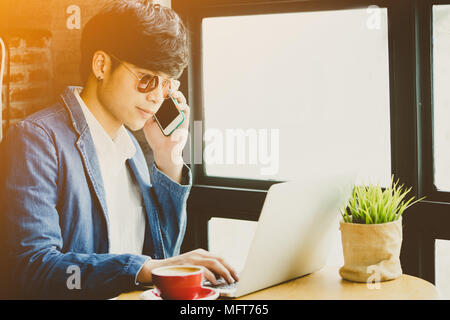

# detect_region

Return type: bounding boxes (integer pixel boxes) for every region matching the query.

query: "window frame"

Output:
[419,0,450,202]
[402,0,450,285]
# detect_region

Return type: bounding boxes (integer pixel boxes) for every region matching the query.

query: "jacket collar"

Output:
[61,86,89,136]
[61,86,111,250]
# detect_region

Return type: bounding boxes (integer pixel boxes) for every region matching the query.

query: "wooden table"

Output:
[117,266,440,300]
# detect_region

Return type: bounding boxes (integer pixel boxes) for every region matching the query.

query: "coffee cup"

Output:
[151,265,204,300]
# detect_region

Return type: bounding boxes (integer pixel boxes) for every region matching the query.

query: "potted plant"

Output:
[339,176,424,283]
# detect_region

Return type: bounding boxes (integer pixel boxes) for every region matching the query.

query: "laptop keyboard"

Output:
[203,277,238,291]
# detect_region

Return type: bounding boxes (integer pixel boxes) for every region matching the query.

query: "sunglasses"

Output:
[109,53,174,99]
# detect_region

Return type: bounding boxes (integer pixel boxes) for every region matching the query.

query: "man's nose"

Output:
[145,85,165,106]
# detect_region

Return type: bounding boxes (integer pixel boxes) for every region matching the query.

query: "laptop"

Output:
[203,172,355,298]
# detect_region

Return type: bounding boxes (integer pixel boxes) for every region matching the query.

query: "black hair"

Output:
[80,0,189,83]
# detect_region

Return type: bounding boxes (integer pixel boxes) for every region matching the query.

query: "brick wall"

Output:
[1,0,171,139]
[2,30,53,132]
[1,0,110,138]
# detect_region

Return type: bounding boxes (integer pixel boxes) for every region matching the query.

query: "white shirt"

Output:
[74,88,146,255]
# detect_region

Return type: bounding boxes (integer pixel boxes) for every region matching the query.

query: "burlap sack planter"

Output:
[339,217,402,283]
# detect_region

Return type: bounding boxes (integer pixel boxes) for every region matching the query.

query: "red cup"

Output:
[151,265,203,300]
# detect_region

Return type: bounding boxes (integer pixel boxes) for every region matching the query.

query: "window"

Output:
[435,239,450,299]
[202,8,391,186]
[432,4,450,191]
[176,0,450,287]
[208,218,257,273]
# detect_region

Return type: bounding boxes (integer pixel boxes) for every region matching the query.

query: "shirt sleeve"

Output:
[150,161,192,257]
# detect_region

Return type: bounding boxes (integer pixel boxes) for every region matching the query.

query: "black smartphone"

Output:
[153,96,185,136]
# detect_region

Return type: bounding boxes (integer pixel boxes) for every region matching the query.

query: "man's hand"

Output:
[137,249,239,285]
[143,80,190,182]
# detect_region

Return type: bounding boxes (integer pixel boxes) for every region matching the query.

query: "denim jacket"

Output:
[0,86,192,299]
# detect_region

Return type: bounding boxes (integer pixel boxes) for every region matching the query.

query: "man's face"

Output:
[97,60,172,131]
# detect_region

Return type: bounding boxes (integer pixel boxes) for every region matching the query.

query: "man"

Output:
[0,1,237,299]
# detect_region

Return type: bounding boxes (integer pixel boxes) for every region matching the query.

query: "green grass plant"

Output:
[341,176,425,224]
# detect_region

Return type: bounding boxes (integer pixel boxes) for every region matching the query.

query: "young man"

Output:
[0,1,237,299]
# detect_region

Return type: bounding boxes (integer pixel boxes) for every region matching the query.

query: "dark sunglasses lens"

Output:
[137,74,158,93]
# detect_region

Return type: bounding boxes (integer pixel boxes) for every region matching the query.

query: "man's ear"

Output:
[91,51,109,80]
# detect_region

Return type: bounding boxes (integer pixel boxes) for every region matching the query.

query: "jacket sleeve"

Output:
[150,161,192,258]
[0,121,149,299]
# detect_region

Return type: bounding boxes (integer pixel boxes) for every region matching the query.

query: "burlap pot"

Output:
[339,217,402,283]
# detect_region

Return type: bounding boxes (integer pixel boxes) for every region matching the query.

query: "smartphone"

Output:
[153,96,185,136]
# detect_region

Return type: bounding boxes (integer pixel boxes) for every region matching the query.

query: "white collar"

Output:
[73,87,136,163]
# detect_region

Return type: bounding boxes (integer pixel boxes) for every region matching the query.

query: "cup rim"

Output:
[151,265,203,277]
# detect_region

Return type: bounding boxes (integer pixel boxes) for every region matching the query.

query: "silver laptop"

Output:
[203,172,354,298]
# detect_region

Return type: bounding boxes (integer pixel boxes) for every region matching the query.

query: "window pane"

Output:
[433,5,450,191]
[436,239,450,299]
[202,8,391,185]
[208,218,258,273]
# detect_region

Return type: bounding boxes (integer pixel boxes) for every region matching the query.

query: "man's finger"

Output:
[171,79,181,92]
[171,90,187,106]
[203,258,235,284]
[201,266,218,285]
[207,254,239,282]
